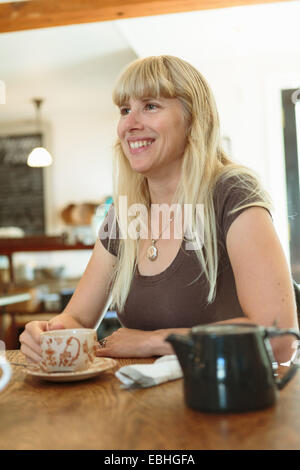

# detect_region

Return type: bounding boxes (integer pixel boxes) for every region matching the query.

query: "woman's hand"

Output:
[95,327,173,358]
[19,320,65,363]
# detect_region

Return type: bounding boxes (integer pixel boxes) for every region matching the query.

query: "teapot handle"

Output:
[264,327,300,390]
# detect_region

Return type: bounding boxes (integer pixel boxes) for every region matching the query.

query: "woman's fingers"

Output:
[19,328,41,355]
[48,321,66,331]
[19,320,48,361]
[19,319,67,363]
[20,341,42,363]
[27,320,48,343]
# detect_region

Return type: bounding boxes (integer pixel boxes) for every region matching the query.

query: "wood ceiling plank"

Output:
[0,0,293,34]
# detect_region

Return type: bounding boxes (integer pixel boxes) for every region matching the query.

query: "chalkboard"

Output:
[0,133,45,234]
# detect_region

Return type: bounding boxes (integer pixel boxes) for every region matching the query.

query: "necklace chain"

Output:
[147,215,175,261]
[151,215,175,243]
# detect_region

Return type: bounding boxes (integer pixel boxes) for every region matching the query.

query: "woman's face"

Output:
[117,96,188,178]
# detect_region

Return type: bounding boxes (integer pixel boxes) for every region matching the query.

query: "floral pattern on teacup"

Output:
[40,332,97,373]
[59,337,81,367]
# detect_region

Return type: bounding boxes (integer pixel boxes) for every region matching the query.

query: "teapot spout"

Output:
[166,333,194,373]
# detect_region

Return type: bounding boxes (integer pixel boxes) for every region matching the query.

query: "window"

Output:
[281,89,300,283]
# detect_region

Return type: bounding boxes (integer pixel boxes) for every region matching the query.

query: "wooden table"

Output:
[1,350,300,450]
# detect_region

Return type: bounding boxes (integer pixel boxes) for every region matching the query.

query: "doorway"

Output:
[281,88,300,283]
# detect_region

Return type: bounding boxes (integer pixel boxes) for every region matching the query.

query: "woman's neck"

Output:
[147,172,181,207]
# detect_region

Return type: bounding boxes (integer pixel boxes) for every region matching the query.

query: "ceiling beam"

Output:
[0,0,293,34]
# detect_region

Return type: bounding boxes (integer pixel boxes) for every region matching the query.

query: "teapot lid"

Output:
[191,323,262,336]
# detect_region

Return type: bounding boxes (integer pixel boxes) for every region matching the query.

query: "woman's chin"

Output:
[129,161,152,175]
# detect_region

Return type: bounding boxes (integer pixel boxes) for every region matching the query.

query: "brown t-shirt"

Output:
[99,175,271,330]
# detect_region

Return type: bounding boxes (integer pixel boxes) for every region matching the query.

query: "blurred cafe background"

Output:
[0,0,299,349]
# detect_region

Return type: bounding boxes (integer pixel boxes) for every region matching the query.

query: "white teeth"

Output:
[129,140,153,149]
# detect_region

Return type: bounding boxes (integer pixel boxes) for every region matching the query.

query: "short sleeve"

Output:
[214,174,272,242]
[98,205,120,256]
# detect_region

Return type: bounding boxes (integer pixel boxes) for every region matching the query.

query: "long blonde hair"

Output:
[109,55,272,312]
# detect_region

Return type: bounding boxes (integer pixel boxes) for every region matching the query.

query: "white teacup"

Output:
[40,328,97,373]
[0,357,12,391]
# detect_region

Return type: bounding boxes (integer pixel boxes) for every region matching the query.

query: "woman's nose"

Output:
[125,109,143,131]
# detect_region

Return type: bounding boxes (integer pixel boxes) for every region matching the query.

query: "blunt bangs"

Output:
[112,57,177,107]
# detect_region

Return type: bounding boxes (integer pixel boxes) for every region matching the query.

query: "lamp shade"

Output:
[27,147,53,167]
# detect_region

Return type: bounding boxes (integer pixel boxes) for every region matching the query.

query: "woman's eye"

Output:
[120,107,130,115]
[145,103,158,111]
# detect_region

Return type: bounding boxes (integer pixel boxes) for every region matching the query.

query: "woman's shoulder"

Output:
[213,167,271,206]
[213,167,273,240]
[214,168,259,194]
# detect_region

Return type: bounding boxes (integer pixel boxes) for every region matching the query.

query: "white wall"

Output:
[46,108,118,233]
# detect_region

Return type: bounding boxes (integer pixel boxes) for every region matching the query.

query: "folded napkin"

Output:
[115,355,183,389]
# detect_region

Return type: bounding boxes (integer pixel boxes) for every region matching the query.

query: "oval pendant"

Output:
[147,244,158,261]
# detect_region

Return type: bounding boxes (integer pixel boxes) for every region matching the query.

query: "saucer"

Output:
[26,357,117,383]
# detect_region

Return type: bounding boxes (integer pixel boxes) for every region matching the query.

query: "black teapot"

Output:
[167,324,300,413]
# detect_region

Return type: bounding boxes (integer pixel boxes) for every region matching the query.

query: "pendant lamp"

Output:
[27,98,53,168]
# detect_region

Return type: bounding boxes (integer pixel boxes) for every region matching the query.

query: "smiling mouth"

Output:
[128,140,154,150]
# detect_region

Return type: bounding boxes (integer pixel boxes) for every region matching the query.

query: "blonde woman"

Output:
[20,56,298,363]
